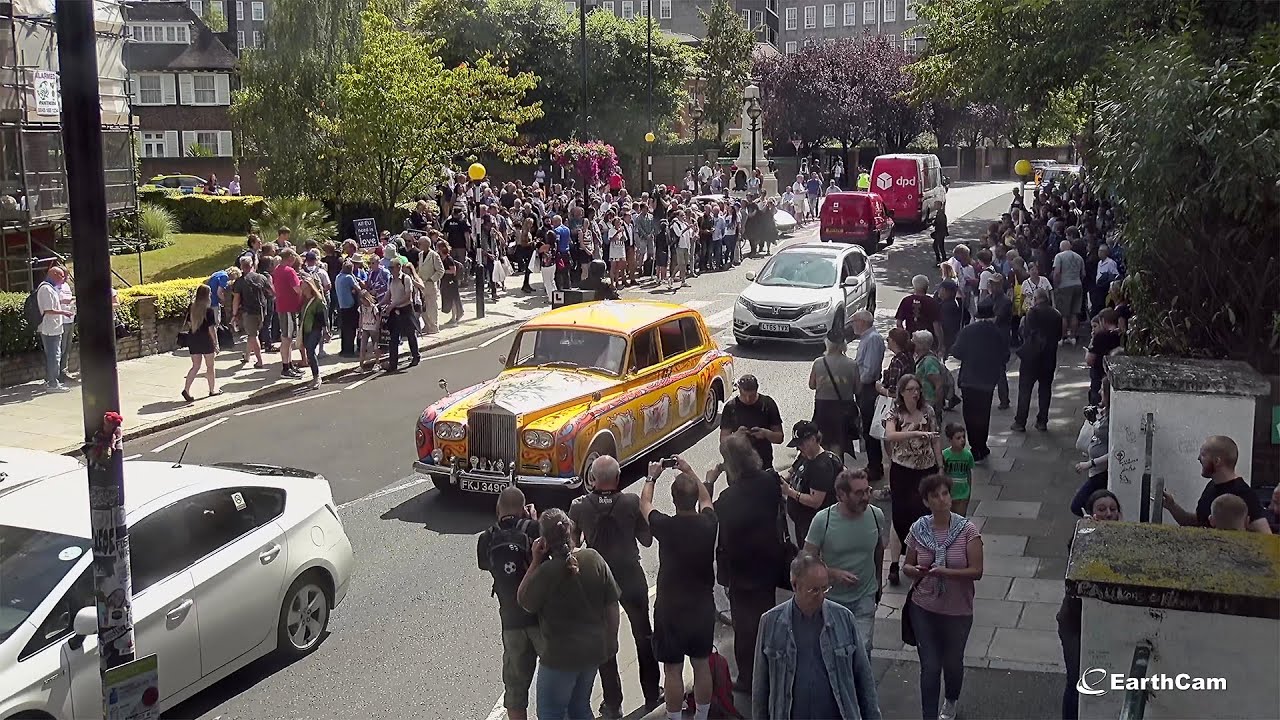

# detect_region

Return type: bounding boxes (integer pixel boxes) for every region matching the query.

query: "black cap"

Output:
[788,420,820,448]
[737,374,759,392]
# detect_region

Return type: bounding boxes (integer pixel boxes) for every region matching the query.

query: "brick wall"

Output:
[0,297,187,388]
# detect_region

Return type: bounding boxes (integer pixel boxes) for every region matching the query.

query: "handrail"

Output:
[1118,640,1154,720]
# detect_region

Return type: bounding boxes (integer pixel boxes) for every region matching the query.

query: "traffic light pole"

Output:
[55,0,136,690]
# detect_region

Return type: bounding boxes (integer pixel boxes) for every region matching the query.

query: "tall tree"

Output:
[699,0,755,142]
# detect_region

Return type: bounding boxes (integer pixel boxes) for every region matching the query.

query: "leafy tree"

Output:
[202,5,227,32]
[698,0,755,142]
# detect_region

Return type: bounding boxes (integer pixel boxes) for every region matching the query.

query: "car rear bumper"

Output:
[413,461,582,491]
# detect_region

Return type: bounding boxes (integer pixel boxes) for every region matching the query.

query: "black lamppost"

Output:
[468,162,487,319]
[579,0,596,134]
[744,84,763,196]
[690,105,704,153]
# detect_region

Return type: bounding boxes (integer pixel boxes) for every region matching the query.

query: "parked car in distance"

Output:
[733,242,876,346]
[819,191,895,252]
[0,456,354,720]
[868,153,948,227]
[1037,163,1083,191]
[139,174,206,194]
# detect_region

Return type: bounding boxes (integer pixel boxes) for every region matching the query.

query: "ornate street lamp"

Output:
[744,84,763,196]
[690,105,704,153]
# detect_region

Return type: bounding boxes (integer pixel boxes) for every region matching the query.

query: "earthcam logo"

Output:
[1076,668,1227,696]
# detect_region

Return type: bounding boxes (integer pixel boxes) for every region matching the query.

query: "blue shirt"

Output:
[806,179,822,197]
[854,328,886,385]
[553,225,571,254]
[791,604,842,720]
[335,271,359,310]
[207,270,230,307]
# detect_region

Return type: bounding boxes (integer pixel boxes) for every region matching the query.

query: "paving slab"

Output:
[984,553,1041,578]
[1034,556,1069,580]
[974,574,1013,600]
[972,599,1026,629]
[1017,601,1063,631]
[981,533,1028,556]
[1024,535,1073,558]
[1005,578,1065,604]
[973,500,1042,519]
[987,628,1064,667]
[978,517,1058,537]
[969,483,1002,501]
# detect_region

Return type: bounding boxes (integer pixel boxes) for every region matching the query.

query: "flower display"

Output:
[548,140,619,186]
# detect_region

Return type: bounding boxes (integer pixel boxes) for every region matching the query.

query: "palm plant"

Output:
[252,196,338,244]
[138,203,179,248]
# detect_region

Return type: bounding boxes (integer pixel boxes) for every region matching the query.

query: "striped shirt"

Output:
[907,519,981,616]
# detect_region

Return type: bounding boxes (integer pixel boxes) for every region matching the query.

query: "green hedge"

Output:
[0,291,35,355]
[137,190,265,234]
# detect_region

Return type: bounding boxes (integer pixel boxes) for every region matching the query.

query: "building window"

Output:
[844,2,855,25]
[622,1,634,19]
[863,0,876,23]
[253,30,262,48]
[137,74,163,105]
[755,10,763,27]
[883,0,896,22]
[165,26,177,42]
[886,34,898,48]
[823,4,835,27]
[141,131,166,158]
[128,23,189,44]
[742,9,750,26]
[640,0,649,15]
[251,1,264,20]
[189,0,202,16]
[659,0,671,19]
[602,1,614,12]
[236,1,243,20]
[785,41,797,55]
[193,74,217,105]
[905,34,918,54]
[211,1,224,17]
[785,7,797,30]
[194,131,219,156]
[804,5,816,28]
[237,30,244,48]
[564,1,576,13]
[905,1,917,20]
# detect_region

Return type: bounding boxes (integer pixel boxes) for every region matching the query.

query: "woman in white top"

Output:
[608,216,627,287]
[669,210,694,289]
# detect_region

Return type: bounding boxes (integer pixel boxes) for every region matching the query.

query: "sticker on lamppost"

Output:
[104,653,160,720]
[34,70,61,116]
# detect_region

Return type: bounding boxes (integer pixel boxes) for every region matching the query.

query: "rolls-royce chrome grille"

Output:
[467,406,518,467]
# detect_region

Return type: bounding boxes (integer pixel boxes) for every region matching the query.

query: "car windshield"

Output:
[755,252,838,288]
[508,328,627,376]
[0,525,88,644]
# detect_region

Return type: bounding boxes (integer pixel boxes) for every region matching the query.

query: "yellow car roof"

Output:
[522,300,693,333]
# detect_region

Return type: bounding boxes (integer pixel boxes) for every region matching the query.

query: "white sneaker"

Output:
[939,698,959,720]
[46,383,71,393]
[310,377,322,389]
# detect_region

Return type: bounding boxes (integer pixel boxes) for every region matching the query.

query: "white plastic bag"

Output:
[491,258,509,286]
[1075,420,1094,454]
[868,395,893,440]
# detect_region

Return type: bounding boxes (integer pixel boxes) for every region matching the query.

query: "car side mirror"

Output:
[942,176,952,187]
[68,606,97,649]
[843,276,858,287]
[745,271,756,281]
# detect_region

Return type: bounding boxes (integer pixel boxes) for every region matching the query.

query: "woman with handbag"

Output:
[181,284,221,402]
[883,374,943,587]
[903,473,983,720]
[298,278,329,390]
[809,326,861,463]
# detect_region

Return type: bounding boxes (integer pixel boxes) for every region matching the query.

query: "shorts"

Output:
[359,328,378,351]
[675,247,690,268]
[277,311,300,340]
[241,312,263,337]
[652,598,714,664]
[501,625,543,711]
[950,478,971,501]
[1053,286,1083,316]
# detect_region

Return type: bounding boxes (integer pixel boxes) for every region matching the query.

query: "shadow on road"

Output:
[163,631,332,719]
[380,486,494,534]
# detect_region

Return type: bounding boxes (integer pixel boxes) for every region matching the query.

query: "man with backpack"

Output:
[569,455,662,718]
[476,487,541,720]
[781,421,841,543]
[29,265,73,392]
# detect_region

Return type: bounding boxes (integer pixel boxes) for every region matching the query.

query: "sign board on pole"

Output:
[104,653,160,720]
[34,70,61,116]
[353,218,379,249]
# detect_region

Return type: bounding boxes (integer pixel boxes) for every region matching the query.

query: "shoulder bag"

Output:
[822,357,863,452]
[175,302,193,348]
[772,469,799,592]
[902,576,922,646]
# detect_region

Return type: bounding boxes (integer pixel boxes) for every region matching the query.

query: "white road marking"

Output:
[478,328,516,348]
[336,476,433,510]
[484,697,506,720]
[703,307,735,328]
[122,454,141,461]
[345,372,382,391]
[233,390,342,416]
[420,346,476,361]
[682,299,713,309]
[150,417,228,453]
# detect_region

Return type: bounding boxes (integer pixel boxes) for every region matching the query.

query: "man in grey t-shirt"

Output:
[1051,240,1085,344]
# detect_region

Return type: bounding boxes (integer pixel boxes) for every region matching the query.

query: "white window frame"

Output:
[785,7,797,30]
[785,41,797,55]
[844,2,855,25]
[602,1,614,13]
[883,0,896,22]
[905,1,917,20]
[237,30,244,49]
[886,34,898,48]
[192,74,217,105]
[189,0,202,16]
[251,1,264,21]
[136,74,163,106]
[128,23,189,44]
[755,10,763,27]
[823,4,836,27]
[863,0,876,23]
[905,35,918,54]
[211,1,224,17]
[565,1,576,13]
[141,131,166,159]
[804,5,816,29]
[236,2,243,20]
[659,0,671,20]
[742,9,751,26]
[622,1,634,19]
[194,131,219,156]
[253,30,262,48]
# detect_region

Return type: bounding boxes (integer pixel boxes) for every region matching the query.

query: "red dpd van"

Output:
[820,191,895,251]
[868,153,947,226]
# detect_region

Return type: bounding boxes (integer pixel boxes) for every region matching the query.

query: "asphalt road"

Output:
[138,190,1018,719]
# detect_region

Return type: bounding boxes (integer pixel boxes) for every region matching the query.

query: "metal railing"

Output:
[1118,640,1154,720]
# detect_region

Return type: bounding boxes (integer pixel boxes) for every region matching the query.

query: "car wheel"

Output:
[699,381,723,431]
[430,476,460,497]
[866,288,877,313]
[580,437,616,493]
[277,572,332,660]
[832,307,846,337]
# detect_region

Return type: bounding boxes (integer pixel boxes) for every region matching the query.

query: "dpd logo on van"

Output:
[875,172,917,190]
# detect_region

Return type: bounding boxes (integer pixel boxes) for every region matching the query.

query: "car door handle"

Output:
[166,599,193,622]
[259,544,282,564]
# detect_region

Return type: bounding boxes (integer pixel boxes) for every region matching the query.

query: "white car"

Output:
[0,456,355,719]
[733,242,876,346]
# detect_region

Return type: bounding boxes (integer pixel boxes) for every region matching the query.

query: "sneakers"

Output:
[597,702,622,719]
[46,383,71,393]
[310,376,322,390]
[1034,421,1049,432]
[939,698,959,720]
[1011,422,1026,432]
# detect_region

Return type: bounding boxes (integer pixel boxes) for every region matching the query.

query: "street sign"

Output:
[353,218,378,249]
[34,70,61,115]
[104,653,159,720]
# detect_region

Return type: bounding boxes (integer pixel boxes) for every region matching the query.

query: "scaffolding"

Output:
[0,0,137,293]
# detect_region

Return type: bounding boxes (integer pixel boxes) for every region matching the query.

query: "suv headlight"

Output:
[435,421,465,441]
[523,430,554,449]
[799,300,832,315]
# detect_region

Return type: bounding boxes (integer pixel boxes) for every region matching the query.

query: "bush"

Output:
[252,196,337,244]
[138,203,179,248]
[0,291,37,355]
[137,190,265,234]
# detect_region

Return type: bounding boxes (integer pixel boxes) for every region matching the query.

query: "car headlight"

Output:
[431,448,443,463]
[523,430,554,449]
[538,458,553,473]
[800,300,832,315]
[435,421,465,440]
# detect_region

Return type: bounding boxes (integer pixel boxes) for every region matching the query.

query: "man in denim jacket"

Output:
[753,553,881,720]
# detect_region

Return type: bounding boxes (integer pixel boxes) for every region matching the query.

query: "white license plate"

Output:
[760,322,790,333]
[462,478,509,494]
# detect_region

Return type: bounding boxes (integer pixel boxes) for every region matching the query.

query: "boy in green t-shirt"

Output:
[943,423,975,515]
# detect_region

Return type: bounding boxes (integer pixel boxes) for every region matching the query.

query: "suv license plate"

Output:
[760,322,790,333]
[462,479,508,494]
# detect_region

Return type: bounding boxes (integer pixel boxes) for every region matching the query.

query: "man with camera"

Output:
[720,374,785,470]
[569,455,661,718]
[476,488,540,720]
[640,455,719,720]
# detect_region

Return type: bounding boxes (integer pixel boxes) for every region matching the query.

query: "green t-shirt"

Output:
[518,547,620,671]
[804,504,887,605]
[943,446,974,485]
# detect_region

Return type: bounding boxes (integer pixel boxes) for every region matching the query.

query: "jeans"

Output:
[41,332,61,387]
[1060,620,1081,720]
[1015,361,1057,427]
[386,306,420,369]
[909,603,972,719]
[856,386,884,479]
[302,325,322,378]
[598,595,662,709]
[728,584,776,691]
[961,386,994,458]
[536,666,595,720]
[1070,472,1108,517]
[838,594,877,660]
[59,324,73,375]
[338,307,359,356]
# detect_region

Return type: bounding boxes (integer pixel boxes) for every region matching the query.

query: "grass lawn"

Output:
[110,232,245,287]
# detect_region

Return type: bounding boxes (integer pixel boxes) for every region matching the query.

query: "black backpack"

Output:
[486,519,534,601]
[586,492,625,561]
[23,284,46,330]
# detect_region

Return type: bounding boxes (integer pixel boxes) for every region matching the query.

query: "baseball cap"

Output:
[303,249,319,261]
[787,420,820,448]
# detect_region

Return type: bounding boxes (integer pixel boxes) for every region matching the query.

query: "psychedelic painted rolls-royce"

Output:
[413,301,734,497]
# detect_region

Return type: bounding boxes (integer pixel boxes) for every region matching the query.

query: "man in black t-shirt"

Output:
[719,374,784,469]
[640,455,719,719]
[1086,308,1123,405]
[781,420,840,542]
[1163,435,1271,533]
[476,488,541,719]
[441,207,472,264]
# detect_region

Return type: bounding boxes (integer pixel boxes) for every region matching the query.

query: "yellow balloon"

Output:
[1014,159,1032,177]
[468,162,486,181]
[644,132,656,143]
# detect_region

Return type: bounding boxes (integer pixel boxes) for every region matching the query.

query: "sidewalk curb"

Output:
[57,313,537,458]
